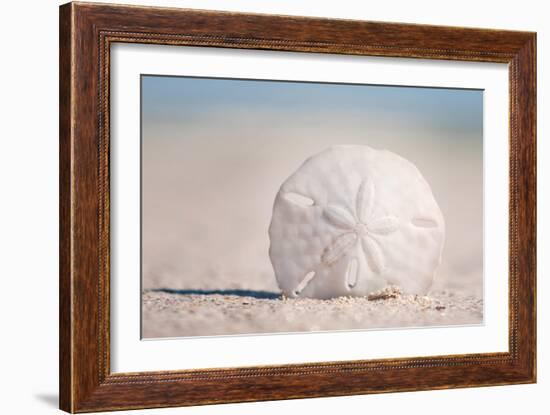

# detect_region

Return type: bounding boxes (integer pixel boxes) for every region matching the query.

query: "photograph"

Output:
[140,75,484,339]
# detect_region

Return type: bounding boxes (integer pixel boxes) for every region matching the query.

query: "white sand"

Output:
[142,288,483,338]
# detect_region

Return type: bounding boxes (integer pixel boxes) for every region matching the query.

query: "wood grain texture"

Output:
[59,1,536,412]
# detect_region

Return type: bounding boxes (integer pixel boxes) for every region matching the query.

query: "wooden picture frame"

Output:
[59,2,536,412]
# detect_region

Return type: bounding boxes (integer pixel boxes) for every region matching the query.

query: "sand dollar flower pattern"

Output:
[321,178,398,277]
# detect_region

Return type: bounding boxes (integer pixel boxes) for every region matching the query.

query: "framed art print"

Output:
[59,2,536,412]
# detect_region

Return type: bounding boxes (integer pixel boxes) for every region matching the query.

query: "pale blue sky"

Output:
[141,75,483,135]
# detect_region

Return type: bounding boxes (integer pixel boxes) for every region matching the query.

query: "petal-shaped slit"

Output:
[356,178,375,223]
[369,216,399,235]
[345,257,359,289]
[293,271,316,296]
[283,192,315,207]
[411,217,438,228]
[361,236,385,274]
[324,205,356,229]
[321,232,357,265]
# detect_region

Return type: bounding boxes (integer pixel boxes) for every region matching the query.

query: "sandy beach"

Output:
[140,127,483,338]
[142,288,483,338]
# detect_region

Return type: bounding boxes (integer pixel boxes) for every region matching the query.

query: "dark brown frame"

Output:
[59,2,536,412]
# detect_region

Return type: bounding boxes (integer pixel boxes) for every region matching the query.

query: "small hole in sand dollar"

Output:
[293,270,316,296]
[283,192,314,207]
[411,217,438,228]
[346,258,359,289]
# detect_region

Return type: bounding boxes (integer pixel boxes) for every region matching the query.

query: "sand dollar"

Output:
[268,145,445,299]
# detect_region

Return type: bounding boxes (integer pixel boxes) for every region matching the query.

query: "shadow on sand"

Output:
[150,288,281,300]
